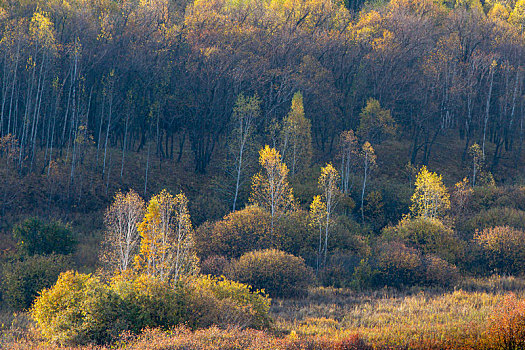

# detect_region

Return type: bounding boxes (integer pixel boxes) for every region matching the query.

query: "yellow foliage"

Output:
[410,166,450,220]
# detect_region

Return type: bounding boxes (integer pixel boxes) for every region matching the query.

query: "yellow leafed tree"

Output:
[281,92,312,175]
[135,190,198,283]
[410,166,450,220]
[250,145,294,234]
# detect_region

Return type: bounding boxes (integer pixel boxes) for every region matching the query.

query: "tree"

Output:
[360,141,377,222]
[250,145,294,234]
[468,143,483,186]
[229,93,261,212]
[358,99,396,144]
[410,166,450,220]
[339,130,358,194]
[281,92,313,175]
[135,190,198,283]
[310,163,340,271]
[100,189,145,274]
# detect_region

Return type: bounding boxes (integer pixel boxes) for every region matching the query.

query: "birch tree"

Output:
[360,142,376,222]
[135,190,198,283]
[339,130,358,194]
[310,163,340,271]
[410,166,450,220]
[230,93,260,212]
[250,145,294,234]
[101,189,145,274]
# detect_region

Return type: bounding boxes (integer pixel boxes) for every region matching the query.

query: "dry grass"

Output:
[3,276,525,350]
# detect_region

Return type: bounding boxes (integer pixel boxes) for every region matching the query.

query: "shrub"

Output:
[13,217,77,256]
[482,293,525,350]
[459,207,525,238]
[229,249,315,298]
[181,275,271,329]
[195,205,272,259]
[31,271,124,345]
[0,254,71,310]
[423,255,459,287]
[31,271,271,345]
[382,217,462,263]
[200,255,230,277]
[474,226,525,275]
[374,241,423,287]
[111,274,183,333]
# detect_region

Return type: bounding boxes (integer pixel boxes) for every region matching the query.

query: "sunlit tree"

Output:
[410,166,450,220]
[101,189,145,274]
[250,146,294,234]
[135,190,198,283]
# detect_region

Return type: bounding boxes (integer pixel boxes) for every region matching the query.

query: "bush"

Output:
[374,241,423,287]
[181,275,271,329]
[195,205,272,259]
[229,249,315,298]
[423,255,459,287]
[111,274,183,333]
[482,294,525,350]
[31,271,270,345]
[382,217,462,263]
[459,207,525,238]
[31,271,124,345]
[0,254,71,310]
[200,255,230,277]
[474,226,525,275]
[13,217,77,256]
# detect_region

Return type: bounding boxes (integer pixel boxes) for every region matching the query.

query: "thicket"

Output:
[229,249,315,298]
[31,271,270,345]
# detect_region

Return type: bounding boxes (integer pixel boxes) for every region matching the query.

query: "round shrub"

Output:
[374,241,423,287]
[195,205,272,259]
[13,217,77,256]
[474,226,525,275]
[1,254,71,310]
[229,249,315,298]
[181,275,271,329]
[382,217,462,263]
[459,208,525,237]
[31,271,270,345]
[111,274,183,333]
[423,254,459,287]
[31,271,124,345]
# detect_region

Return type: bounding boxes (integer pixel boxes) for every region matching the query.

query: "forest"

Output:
[2,0,525,348]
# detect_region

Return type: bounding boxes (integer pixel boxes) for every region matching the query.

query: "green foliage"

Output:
[195,205,273,259]
[181,275,271,329]
[474,226,525,275]
[31,271,271,345]
[382,217,462,263]
[229,249,315,298]
[459,207,525,237]
[0,254,71,310]
[358,98,396,143]
[31,271,123,345]
[13,218,77,256]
